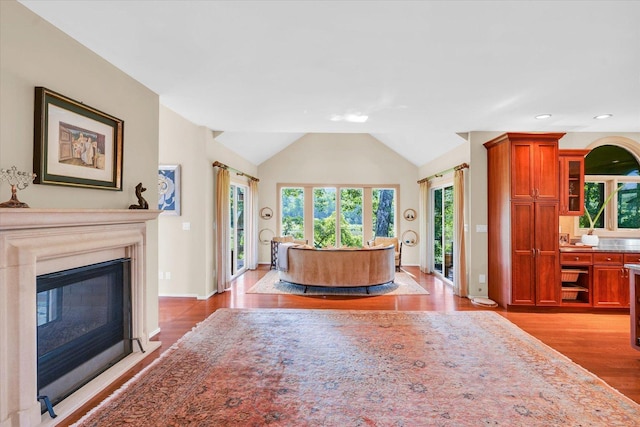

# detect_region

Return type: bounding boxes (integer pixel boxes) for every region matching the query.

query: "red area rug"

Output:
[74,309,639,426]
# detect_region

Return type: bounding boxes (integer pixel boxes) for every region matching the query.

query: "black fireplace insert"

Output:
[36,258,132,411]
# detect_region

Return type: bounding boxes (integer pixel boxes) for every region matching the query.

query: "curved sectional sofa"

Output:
[278,244,396,291]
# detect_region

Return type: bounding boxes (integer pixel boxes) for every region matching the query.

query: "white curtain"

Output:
[453,168,468,297]
[419,179,431,273]
[246,179,259,270]
[215,167,231,292]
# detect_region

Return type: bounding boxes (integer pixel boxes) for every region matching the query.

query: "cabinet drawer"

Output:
[560,253,593,265]
[593,253,623,265]
[624,253,640,264]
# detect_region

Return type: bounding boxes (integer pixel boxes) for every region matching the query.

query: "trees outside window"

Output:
[313,188,336,248]
[279,184,397,247]
[340,188,363,247]
[281,187,304,239]
[372,188,396,238]
[432,185,454,280]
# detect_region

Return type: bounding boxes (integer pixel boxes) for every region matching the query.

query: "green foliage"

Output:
[282,187,304,239]
[314,213,336,248]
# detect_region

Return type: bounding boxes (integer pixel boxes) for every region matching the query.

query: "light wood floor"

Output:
[62,266,640,425]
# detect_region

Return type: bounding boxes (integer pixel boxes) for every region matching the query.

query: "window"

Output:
[579,144,640,234]
[279,184,398,247]
[372,188,396,238]
[281,187,304,239]
[314,187,336,247]
[340,188,363,247]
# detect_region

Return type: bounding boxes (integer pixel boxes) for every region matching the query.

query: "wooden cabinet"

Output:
[559,149,589,215]
[559,250,632,309]
[485,132,565,308]
[511,139,559,200]
[592,253,630,308]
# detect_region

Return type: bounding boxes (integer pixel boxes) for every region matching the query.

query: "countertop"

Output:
[560,238,640,253]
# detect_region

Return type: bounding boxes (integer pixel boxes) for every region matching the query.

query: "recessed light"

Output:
[329,113,369,123]
[535,114,552,120]
[594,114,613,120]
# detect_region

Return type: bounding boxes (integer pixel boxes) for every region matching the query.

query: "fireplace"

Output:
[0,209,160,427]
[37,259,132,412]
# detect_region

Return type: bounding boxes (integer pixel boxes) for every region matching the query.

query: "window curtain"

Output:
[246,179,259,270]
[453,168,468,297]
[215,167,231,292]
[419,180,431,273]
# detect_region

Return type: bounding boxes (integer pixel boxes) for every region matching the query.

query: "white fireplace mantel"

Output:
[0,209,161,427]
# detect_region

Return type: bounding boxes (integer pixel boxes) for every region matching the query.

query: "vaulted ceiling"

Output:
[19,1,640,166]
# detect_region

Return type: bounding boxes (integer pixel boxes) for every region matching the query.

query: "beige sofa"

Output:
[278,245,396,292]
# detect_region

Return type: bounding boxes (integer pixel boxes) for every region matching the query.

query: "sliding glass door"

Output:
[432,184,454,282]
[230,183,246,278]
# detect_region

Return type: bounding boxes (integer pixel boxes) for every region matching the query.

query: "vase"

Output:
[581,234,599,246]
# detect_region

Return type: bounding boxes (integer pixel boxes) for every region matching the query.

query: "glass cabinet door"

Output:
[559,150,589,216]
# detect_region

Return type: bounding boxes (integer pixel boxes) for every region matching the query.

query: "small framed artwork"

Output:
[403,208,417,221]
[260,207,273,219]
[33,87,124,190]
[158,165,181,215]
[559,232,570,246]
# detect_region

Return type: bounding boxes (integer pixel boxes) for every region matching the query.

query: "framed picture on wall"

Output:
[158,164,181,215]
[33,87,124,190]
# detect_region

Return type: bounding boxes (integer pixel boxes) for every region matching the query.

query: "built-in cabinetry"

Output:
[558,149,589,216]
[560,250,633,308]
[485,132,565,307]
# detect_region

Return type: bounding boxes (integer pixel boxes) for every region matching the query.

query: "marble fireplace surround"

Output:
[0,209,161,427]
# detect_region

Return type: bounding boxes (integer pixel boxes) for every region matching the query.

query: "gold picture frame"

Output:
[33,87,124,190]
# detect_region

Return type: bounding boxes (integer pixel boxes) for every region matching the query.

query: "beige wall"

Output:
[0,1,160,330]
[158,107,258,298]
[257,133,420,265]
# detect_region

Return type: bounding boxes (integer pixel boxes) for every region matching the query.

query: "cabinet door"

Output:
[534,142,559,200]
[511,141,558,200]
[535,202,560,306]
[593,266,630,308]
[559,151,587,215]
[511,202,535,305]
[511,142,534,200]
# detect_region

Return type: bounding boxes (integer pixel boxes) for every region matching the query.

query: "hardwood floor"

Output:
[61,266,640,425]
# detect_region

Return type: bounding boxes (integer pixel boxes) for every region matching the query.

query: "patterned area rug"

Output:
[246,270,429,295]
[73,309,639,426]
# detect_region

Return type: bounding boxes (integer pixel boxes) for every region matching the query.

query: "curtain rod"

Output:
[417,162,469,184]
[212,161,259,182]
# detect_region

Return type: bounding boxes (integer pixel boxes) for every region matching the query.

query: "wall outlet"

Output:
[158,271,164,279]
[165,272,171,280]
[182,222,191,231]
[479,274,486,284]
[476,224,488,232]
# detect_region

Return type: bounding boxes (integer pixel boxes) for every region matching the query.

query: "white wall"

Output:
[0,1,160,330]
[158,106,257,298]
[257,133,420,265]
